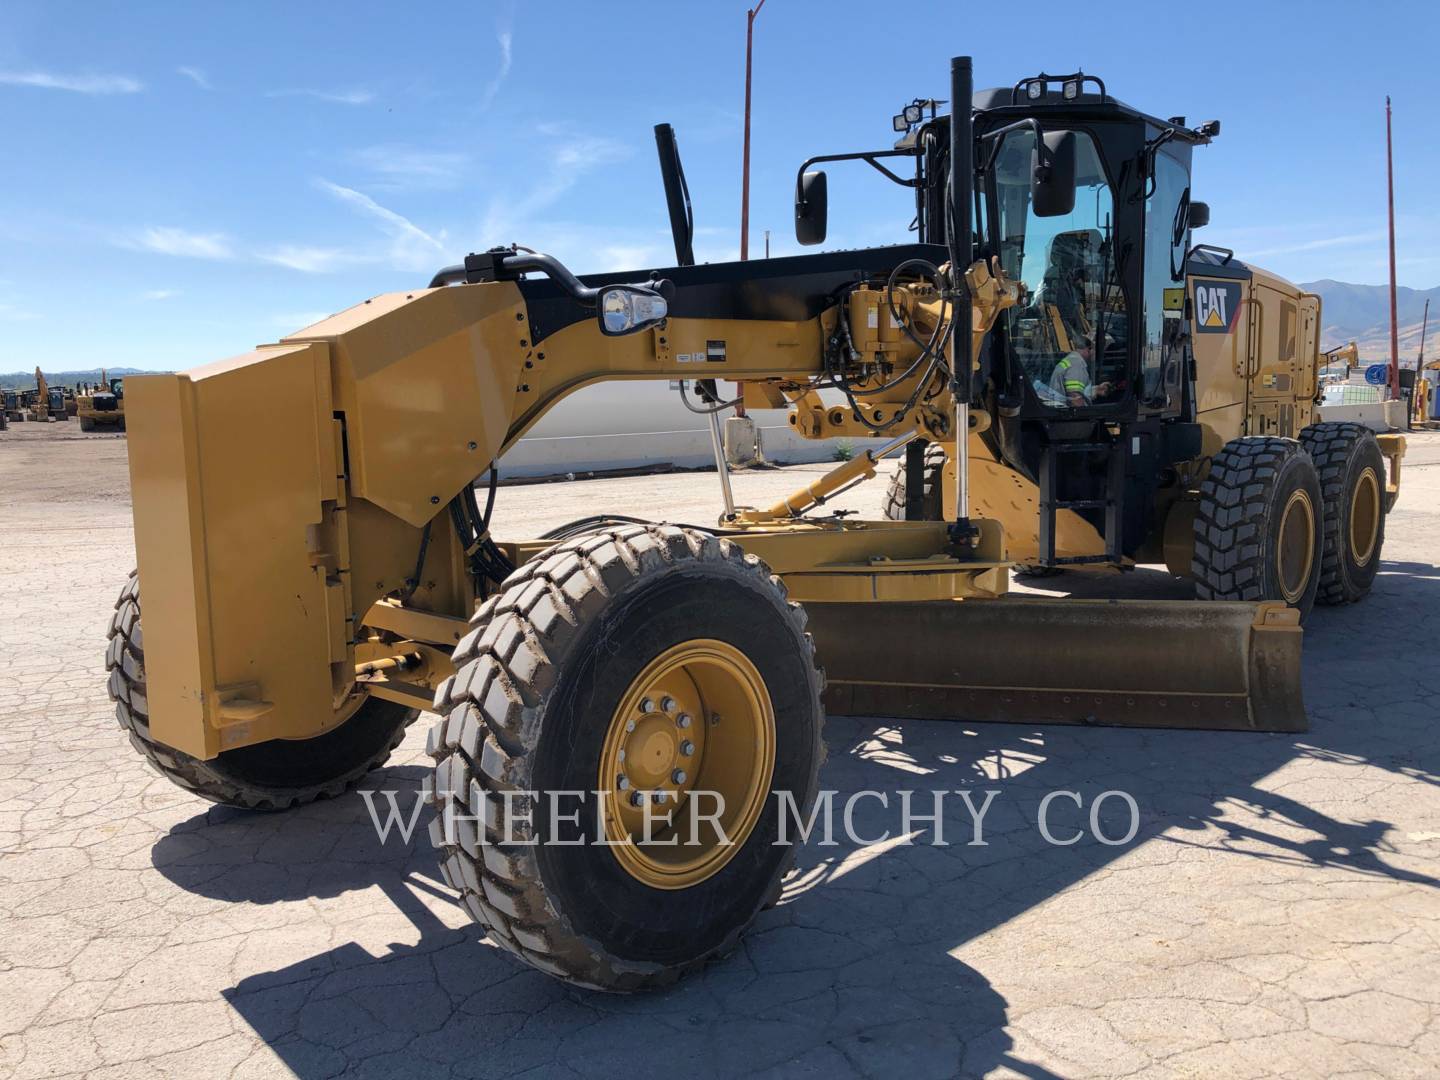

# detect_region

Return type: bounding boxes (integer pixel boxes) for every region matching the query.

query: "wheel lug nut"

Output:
[617,749,626,762]
[618,775,630,790]
[630,792,645,807]
[710,712,721,726]
[676,713,692,729]
[652,791,667,803]
[671,769,687,784]
[660,696,676,712]
[625,719,636,733]
[680,740,694,756]
[639,697,655,713]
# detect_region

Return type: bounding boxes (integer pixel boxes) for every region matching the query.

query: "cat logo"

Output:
[1193,280,1242,334]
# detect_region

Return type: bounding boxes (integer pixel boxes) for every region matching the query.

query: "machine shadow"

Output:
[150,557,1437,1078]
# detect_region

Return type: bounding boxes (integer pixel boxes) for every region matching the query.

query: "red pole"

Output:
[740,0,764,262]
[1386,95,1400,399]
[735,0,765,418]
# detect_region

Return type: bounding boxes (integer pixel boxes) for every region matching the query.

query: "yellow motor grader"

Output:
[108,58,1399,991]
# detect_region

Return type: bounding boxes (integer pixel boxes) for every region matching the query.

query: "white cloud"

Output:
[0,70,141,94]
[177,66,211,90]
[0,300,39,321]
[315,179,446,271]
[1245,231,1384,259]
[349,145,469,190]
[256,245,353,274]
[142,289,178,301]
[129,227,234,260]
[480,10,514,111]
[481,127,630,241]
[268,87,374,106]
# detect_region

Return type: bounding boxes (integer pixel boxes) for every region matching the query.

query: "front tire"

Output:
[881,442,945,520]
[424,524,824,991]
[1299,422,1386,605]
[1193,437,1323,618]
[106,571,419,810]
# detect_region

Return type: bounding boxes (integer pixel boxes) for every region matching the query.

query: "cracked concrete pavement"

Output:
[2,423,1438,1079]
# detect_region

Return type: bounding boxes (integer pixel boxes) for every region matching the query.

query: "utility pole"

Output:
[1386,96,1400,400]
[740,0,765,262]
[735,0,766,419]
[764,229,770,258]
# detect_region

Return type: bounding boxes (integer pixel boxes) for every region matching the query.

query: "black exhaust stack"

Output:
[948,55,973,403]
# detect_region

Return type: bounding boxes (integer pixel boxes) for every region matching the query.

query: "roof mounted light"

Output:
[1026,81,1044,101]
[1062,78,1081,100]
[903,103,923,124]
[893,113,908,132]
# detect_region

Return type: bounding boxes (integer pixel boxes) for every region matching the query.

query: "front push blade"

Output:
[806,598,1305,733]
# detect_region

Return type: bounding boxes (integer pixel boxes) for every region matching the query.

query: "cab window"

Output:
[993,128,1127,410]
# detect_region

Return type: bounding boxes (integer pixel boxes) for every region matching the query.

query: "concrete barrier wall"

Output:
[1316,399,1405,433]
[497,381,885,479]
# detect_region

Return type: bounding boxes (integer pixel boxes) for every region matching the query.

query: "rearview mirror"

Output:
[795,170,828,246]
[1189,201,1210,229]
[1031,130,1076,218]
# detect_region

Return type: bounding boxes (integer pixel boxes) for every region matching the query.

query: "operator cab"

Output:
[969,77,1215,430]
[962,75,1219,563]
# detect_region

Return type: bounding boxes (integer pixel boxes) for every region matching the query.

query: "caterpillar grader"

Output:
[108,58,1402,991]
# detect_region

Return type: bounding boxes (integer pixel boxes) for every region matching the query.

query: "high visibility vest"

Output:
[1056,358,1087,393]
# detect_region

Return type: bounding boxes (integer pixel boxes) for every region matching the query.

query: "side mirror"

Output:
[1189,201,1210,229]
[1031,130,1076,218]
[795,170,828,246]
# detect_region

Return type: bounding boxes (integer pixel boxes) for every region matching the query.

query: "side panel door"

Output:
[1249,283,1300,438]
[1189,274,1250,455]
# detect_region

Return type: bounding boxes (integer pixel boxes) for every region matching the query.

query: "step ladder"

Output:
[1037,437,1125,566]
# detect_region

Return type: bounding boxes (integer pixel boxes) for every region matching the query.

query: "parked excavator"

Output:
[107,57,1400,991]
[28,368,70,422]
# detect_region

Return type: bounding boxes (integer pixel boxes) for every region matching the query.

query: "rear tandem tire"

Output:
[424,524,824,991]
[1299,421,1386,605]
[79,416,95,432]
[106,570,420,810]
[1192,437,1324,618]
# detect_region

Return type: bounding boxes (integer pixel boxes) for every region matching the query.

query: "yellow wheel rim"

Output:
[1277,488,1316,603]
[1349,466,1381,567]
[598,640,775,890]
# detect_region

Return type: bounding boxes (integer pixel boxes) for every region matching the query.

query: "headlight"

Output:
[599,286,669,336]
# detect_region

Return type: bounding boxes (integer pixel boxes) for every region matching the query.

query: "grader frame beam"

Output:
[125,246,1304,761]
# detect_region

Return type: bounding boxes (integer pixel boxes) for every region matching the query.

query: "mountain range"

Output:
[0,367,147,390]
[3,281,1435,387]
[1300,280,1440,364]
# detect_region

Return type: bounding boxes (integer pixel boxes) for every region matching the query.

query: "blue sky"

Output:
[2,0,1437,372]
